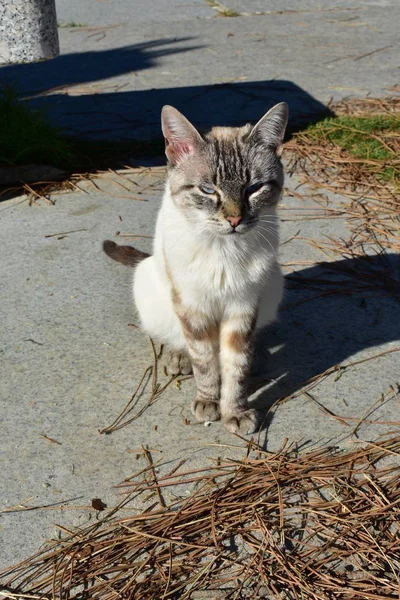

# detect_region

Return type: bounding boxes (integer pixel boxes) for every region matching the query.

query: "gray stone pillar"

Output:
[0,0,59,65]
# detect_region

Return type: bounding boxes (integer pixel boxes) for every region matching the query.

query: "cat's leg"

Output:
[187,319,220,421]
[219,308,259,435]
[219,266,284,434]
[172,298,220,421]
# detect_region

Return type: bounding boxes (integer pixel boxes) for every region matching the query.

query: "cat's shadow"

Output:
[249,253,400,431]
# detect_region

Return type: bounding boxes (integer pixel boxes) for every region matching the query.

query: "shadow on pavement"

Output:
[0,39,199,95]
[0,38,333,142]
[252,253,400,433]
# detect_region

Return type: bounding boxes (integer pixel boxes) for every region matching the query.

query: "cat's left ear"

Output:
[161,106,203,166]
[250,102,289,155]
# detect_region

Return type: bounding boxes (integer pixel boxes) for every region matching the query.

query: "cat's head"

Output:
[161,103,288,237]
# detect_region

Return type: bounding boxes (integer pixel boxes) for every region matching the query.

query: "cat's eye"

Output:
[247,182,264,196]
[198,184,216,195]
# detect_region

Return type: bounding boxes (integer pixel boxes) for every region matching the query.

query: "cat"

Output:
[103,102,288,434]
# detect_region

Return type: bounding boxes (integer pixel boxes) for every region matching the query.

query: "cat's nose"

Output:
[226,215,242,228]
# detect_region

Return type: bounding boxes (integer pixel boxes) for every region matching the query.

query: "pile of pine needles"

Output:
[286,95,400,193]
[284,95,400,303]
[1,436,400,599]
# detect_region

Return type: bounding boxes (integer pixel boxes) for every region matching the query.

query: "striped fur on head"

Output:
[161,103,288,237]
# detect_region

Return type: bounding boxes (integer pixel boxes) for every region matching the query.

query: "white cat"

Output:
[104,102,288,434]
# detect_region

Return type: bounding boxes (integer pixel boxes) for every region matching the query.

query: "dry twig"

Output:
[1,437,400,599]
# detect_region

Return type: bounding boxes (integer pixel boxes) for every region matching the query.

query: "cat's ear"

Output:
[161,106,203,166]
[250,102,288,154]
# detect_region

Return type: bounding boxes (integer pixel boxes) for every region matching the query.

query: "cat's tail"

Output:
[103,240,150,267]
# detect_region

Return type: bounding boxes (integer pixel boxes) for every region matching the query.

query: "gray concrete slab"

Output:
[0,0,398,138]
[1,167,399,569]
[1,0,399,575]
[56,0,213,27]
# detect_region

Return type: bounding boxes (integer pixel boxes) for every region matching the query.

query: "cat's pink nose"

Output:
[226,215,242,228]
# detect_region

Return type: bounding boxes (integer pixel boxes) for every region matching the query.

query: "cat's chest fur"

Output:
[154,190,277,312]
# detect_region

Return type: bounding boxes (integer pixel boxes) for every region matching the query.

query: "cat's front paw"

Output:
[192,397,220,422]
[223,409,259,435]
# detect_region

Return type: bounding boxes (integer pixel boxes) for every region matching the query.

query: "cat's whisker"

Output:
[167,226,194,253]
[258,223,279,231]
[251,229,265,253]
[257,226,280,240]
[254,229,278,259]
[258,219,279,225]
[257,221,279,230]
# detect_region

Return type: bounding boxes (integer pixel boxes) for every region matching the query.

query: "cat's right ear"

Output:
[161,106,203,166]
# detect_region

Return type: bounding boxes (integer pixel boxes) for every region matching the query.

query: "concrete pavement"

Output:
[1,1,398,139]
[1,0,399,571]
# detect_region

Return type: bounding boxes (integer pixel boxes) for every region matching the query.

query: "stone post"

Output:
[0,0,59,65]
